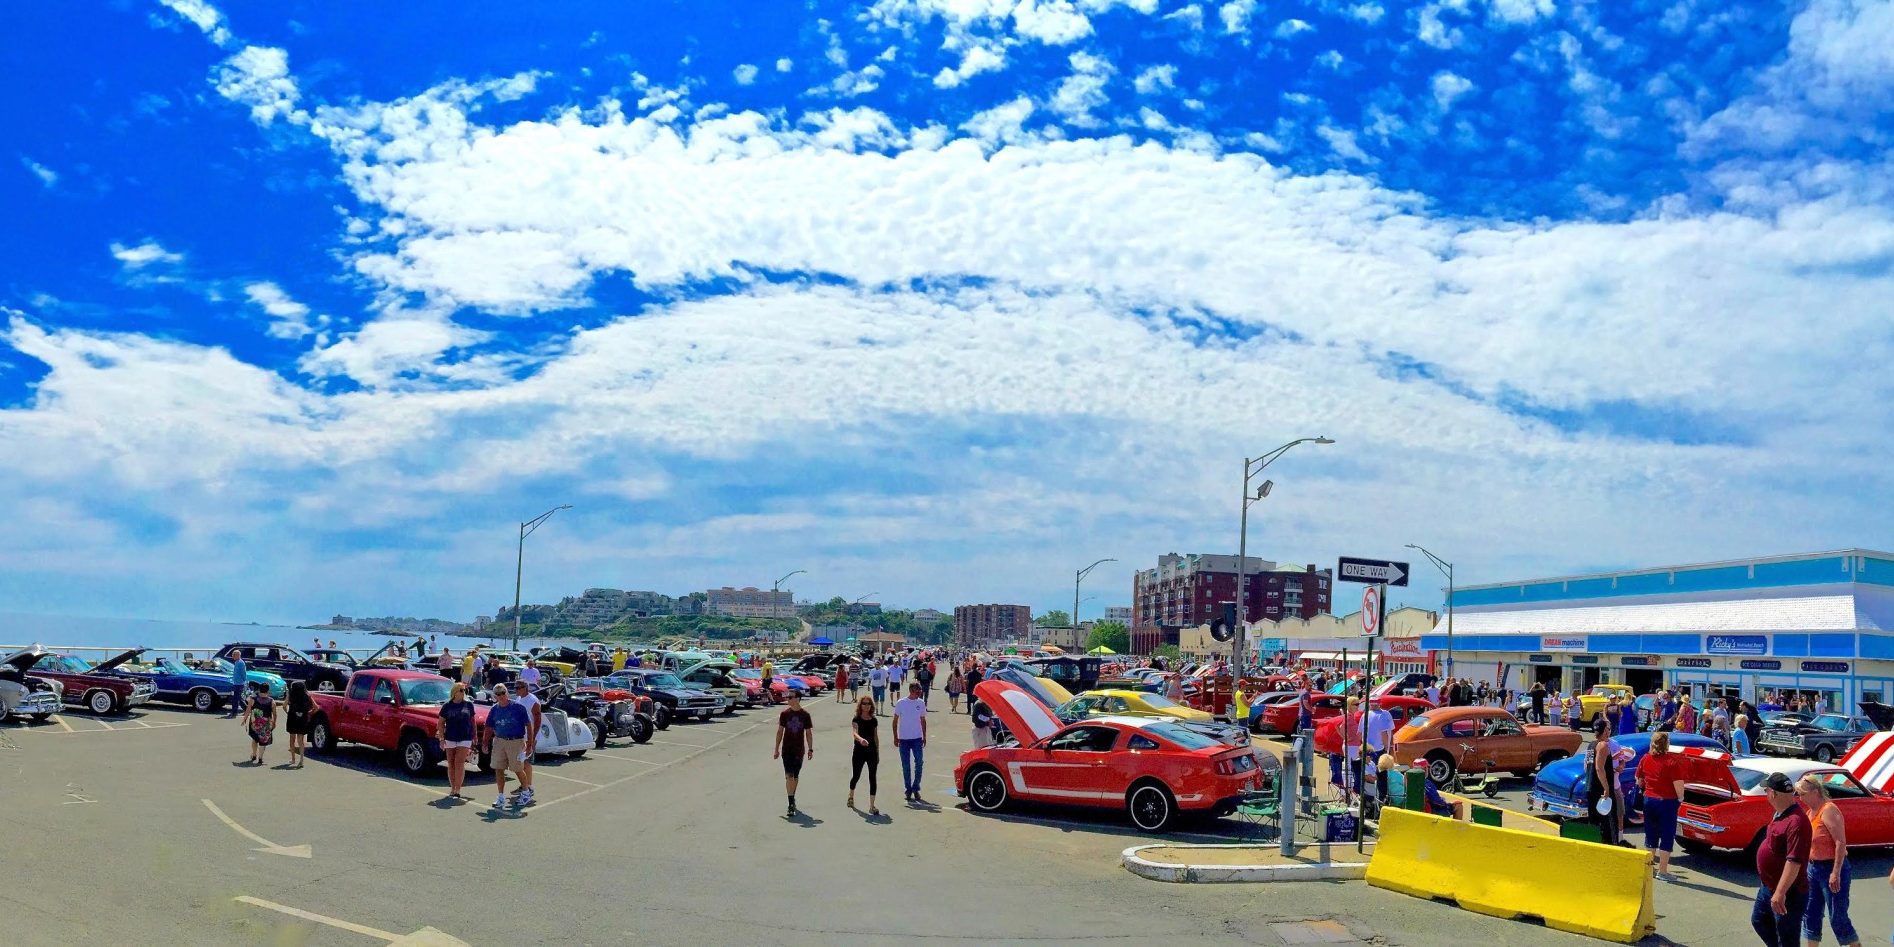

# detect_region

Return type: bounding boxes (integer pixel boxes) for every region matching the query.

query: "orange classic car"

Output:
[1390,705,1583,784]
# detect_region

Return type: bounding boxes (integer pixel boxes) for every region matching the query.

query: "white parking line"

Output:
[94,720,117,731]
[533,722,762,813]
[589,753,662,765]
[19,720,190,736]
[649,738,709,749]
[531,770,604,788]
[54,716,74,733]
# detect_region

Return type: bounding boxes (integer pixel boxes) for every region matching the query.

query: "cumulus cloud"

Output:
[242,281,316,339]
[1219,0,1258,34]
[732,63,759,85]
[933,43,1006,88]
[156,0,231,46]
[21,156,57,187]
[1049,51,1114,125]
[110,240,184,268]
[1432,71,1476,111]
[215,46,303,125]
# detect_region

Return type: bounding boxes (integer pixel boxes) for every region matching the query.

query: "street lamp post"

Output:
[1235,437,1333,673]
[512,504,573,651]
[772,570,806,622]
[1406,543,1454,678]
[1075,558,1116,651]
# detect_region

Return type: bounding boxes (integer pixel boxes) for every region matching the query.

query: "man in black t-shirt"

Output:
[773,694,815,817]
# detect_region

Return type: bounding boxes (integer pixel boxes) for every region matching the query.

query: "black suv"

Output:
[216,642,352,693]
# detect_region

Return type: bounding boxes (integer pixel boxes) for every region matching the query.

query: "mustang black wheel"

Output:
[967,766,1008,813]
[1128,781,1176,833]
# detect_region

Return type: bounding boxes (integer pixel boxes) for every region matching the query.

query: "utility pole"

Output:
[1236,437,1334,672]
[1076,559,1116,650]
[1406,544,1455,679]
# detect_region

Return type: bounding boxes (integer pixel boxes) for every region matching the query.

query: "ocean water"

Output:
[0,611,566,656]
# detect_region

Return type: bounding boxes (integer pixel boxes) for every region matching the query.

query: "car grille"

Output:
[19,691,59,713]
[680,697,719,710]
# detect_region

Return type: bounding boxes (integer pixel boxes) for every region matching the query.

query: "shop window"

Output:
[1865,690,1884,704]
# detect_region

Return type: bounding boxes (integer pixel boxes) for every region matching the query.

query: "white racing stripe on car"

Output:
[1003,761,1115,800]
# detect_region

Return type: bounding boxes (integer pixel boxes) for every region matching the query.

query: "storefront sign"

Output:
[1570,655,1599,665]
[1385,638,1424,658]
[1708,634,1767,656]
[1541,636,1588,652]
[1621,656,1657,667]
[1802,661,1850,674]
[1676,657,1712,669]
[1739,659,1782,671]
[1260,638,1287,655]
[1528,654,1553,663]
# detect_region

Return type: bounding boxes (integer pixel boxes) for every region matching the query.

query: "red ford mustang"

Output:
[1677,752,1894,854]
[1252,692,1346,736]
[956,680,1263,832]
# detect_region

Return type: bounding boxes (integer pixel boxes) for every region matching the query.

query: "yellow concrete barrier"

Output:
[1365,807,1655,943]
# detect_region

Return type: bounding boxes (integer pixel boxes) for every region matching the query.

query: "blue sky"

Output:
[3,0,1892,624]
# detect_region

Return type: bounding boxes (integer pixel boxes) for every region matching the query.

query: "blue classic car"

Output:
[1528,731,1722,821]
[115,652,287,712]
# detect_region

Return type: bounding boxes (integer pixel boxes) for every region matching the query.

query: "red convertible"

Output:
[1311,696,1438,755]
[955,681,1264,832]
[1676,753,1894,854]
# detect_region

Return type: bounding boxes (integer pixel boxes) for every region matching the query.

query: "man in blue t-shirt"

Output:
[484,685,532,809]
[227,654,248,718]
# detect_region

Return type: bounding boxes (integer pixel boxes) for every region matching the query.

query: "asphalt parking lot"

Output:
[7,699,1891,946]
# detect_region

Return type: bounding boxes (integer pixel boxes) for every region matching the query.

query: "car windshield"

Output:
[1734,768,1772,792]
[1141,694,1182,709]
[644,673,686,688]
[1407,714,1434,731]
[47,655,93,673]
[1142,722,1220,749]
[731,669,760,679]
[276,647,311,662]
[398,678,453,705]
[1588,686,1620,697]
[1810,714,1850,730]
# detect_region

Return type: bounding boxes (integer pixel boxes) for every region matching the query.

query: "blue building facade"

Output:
[1421,550,1894,709]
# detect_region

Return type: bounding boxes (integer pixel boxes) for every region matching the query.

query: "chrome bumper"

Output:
[16,692,60,715]
[1528,793,1585,819]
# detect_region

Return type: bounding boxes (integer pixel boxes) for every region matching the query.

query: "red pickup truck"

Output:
[308,669,487,777]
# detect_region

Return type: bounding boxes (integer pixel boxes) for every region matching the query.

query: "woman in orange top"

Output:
[1795,775,1860,947]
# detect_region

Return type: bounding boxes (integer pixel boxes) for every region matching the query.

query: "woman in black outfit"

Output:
[848,695,880,815]
[284,680,313,767]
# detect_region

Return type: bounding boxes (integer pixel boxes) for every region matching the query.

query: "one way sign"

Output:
[1337,556,1409,587]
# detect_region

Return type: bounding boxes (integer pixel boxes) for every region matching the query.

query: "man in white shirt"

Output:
[1362,701,1396,805]
[519,658,542,689]
[892,683,929,804]
[870,663,889,715]
[510,681,542,806]
[1425,683,1441,705]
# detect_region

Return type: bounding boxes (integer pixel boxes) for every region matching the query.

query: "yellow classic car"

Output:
[1574,683,1635,724]
[1061,688,1214,724]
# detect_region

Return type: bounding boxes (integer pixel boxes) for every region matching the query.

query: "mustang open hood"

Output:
[1668,745,1742,796]
[90,647,150,673]
[4,645,48,673]
[973,679,1064,746]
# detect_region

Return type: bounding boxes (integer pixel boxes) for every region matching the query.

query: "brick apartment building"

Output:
[954,604,1032,648]
[706,586,794,618]
[1130,553,1332,654]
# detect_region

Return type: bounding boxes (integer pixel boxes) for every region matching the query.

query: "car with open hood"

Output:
[1676,753,1894,855]
[1310,696,1438,756]
[1251,692,1346,737]
[114,651,285,712]
[676,658,745,712]
[1056,689,1250,748]
[1390,705,1583,784]
[600,668,726,724]
[214,643,352,693]
[955,680,1265,832]
[15,648,155,715]
[1757,712,1879,763]
[0,646,63,722]
[1528,731,1724,821]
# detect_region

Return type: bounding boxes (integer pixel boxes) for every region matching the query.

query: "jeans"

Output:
[1751,884,1807,947]
[897,738,924,796]
[1804,859,1858,944]
[1642,797,1679,853]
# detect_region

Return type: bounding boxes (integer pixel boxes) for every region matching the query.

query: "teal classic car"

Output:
[115,652,286,711]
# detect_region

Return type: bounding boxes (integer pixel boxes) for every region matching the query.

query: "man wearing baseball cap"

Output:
[1751,771,1811,947]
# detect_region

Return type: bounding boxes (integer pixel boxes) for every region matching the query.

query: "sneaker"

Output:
[1656,871,1678,883]
[518,789,535,806]
[786,804,796,818]
[493,795,507,808]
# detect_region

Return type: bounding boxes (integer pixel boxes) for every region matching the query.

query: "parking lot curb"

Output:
[1122,844,1370,884]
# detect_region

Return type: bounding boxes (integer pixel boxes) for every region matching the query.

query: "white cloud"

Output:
[733,63,760,85]
[1316,123,1370,161]
[1417,0,1469,48]
[1346,3,1386,23]
[1049,51,1114,126]
[489,72,539,102]
[1485,0,1555,23]
[21,156,57,187]
[1275,19,1314,38]
[1133,64,1177,95]
[1219,0,1257,34]
[1689,0,1894,158]
[775,58,793,72]
[242,281,316,340]
[1432,71,1476,111]
[933,43,1006,88]
[215,46,304,126]
[157,0,231,46]
[110,240,183,268]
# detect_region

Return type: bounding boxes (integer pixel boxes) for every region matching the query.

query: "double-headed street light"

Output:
[1406,543,1454,677]
[513,504,573,650]
[1076,558,1116,648]
[1234,437,1333,672]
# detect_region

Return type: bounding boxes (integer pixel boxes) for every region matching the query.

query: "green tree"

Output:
[1153,644,1181,661]
[1086,620,1130,653]
[1035,609,1071,627]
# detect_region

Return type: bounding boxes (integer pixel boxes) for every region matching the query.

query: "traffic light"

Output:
[1210,602,1238,642]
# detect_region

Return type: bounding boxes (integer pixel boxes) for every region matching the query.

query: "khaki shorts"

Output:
[491,737,527,773]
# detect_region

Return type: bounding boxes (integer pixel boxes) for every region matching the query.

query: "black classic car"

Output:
[216,642,353,693]
[597,669,725,726]
[1758,712,1879,763]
